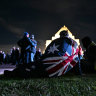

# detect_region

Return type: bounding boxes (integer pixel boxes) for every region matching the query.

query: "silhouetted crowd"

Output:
[0,32,42,65]
[0,47,20,64]
[0,47,42,65]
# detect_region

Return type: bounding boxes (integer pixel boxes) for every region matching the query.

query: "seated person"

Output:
[81,36,96,73]
[39,30,83,77]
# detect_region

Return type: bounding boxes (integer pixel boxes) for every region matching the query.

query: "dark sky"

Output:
[0,0,96,52]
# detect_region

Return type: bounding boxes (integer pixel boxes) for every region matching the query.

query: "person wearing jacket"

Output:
[30,34,37,62]
[17,32,35,64]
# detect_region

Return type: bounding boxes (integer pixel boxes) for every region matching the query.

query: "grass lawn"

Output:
[0,74,96,96]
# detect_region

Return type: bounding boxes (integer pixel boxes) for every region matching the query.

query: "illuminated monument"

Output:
[46,25,80,47]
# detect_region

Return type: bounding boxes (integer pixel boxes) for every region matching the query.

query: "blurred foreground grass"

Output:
[0,74,96,96]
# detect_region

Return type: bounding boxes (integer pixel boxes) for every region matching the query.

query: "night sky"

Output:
[0,0,96,53]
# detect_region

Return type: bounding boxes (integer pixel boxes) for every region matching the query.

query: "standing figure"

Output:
[17,32,33,64]
[5,53,10,64]
[11,47,16,65]
[0,51,3,64]
[2,51,6,64]
[30,34,37,62]
[15,48,20,65]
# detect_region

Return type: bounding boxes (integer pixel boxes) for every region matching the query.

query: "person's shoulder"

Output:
[17,38,23,44]
[34,40,37,43]
[31,39,37,44]
[26,37,32,42]
[63,37,73,45]
[27,37,30,40]
[51,37,72,44]
[52,38,61,42]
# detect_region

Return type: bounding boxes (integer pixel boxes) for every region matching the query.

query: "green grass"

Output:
[0,75,96,96]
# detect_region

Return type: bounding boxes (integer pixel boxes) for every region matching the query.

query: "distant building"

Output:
[46,25,80,47]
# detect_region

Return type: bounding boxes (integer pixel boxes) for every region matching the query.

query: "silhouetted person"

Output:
[0,51,3,64]
[2,51,6,64]
[82,36,96,73]
[5,53,10,64]
[17,32,34,64]
[11,47,16,65]
[15,48,20,65]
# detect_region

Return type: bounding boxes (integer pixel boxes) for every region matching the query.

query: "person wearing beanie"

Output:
[24,32,29,37]
[17,32,34,64]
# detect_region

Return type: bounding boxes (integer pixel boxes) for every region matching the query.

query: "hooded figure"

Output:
[38,30,83,77]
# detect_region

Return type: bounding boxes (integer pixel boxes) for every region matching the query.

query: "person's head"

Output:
[82,36,92,49]
[0,51,2,53]
[17,48,19,50]
[60,30,69,38]
[31,34,34,39]
[24,32,29,37]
